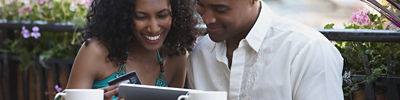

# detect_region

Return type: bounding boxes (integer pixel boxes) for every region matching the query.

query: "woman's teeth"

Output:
[145,35,160,40]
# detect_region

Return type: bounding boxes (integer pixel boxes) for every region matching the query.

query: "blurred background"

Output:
[264,0,364,29]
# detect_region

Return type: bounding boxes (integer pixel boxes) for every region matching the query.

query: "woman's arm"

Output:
[66,39,110,89]
[164,51,189,88]
[67,39,121,100]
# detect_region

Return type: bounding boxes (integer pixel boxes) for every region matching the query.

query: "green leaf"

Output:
[324,23,335,29]
[41,50,54,60]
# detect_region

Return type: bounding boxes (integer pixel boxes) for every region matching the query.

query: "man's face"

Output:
[197,0,254,42]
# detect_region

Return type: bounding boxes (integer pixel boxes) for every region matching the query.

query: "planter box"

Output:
[346,74,400,100]
[0,20,81,32]
[320,29,400,42]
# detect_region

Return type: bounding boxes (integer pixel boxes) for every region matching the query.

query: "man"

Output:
[187,0,344,100]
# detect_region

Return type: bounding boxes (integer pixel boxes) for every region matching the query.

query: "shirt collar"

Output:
[245,1,273,52]
[216,40,228,65]
[214,1,273,64]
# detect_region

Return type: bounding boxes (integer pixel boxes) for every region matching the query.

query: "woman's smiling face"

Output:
[133,0,172,51]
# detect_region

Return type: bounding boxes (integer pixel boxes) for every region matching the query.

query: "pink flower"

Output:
[70,1,78,11]
[18,7,25,16]
[30,26,41,39]
[8,0,14,4]
[21,26,30,38]
[32,26,39,32]
[54,85,63,93]
[48,2,53,8]
[350,9,371,26]
[79,0,91,8]
[37,0,49,4]
[18,6,33,16]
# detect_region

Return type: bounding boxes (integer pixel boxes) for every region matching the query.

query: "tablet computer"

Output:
[118,83,189,100]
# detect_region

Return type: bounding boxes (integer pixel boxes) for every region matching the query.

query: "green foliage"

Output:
[324,23,335,29]
[2,31,82,70]
[0,0,88,27]
[325,10,400,97]
[0,0,88,70]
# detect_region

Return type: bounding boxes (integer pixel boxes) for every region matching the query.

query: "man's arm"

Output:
[290,39,344,100]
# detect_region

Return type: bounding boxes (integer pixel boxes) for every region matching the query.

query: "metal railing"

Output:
[320,29,400,42]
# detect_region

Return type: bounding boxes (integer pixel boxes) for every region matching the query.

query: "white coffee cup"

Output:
[177,90,227,100]
[54,89,104,100]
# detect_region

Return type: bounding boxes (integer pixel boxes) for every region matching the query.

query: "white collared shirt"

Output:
[187,1,344,100]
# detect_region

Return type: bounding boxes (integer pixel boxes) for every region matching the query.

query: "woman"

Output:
[66,0,198,99]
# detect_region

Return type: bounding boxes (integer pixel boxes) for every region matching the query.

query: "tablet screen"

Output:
[118,83,189,100]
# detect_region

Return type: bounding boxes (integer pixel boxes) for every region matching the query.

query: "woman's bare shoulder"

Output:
[77,38,113,69]
[81,39,109,56]
[67,39,113,88]
[74,39,115,76]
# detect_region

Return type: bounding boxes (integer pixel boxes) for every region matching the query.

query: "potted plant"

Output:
[324,5,400,99]
[0,0,89,69]
[0,0,90,99]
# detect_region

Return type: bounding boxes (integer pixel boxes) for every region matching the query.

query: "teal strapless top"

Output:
[92,50,168,100]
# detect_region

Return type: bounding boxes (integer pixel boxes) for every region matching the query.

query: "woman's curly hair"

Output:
[83,0,199,65]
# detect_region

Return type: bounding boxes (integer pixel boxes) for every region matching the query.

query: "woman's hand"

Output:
[101,85,119,100]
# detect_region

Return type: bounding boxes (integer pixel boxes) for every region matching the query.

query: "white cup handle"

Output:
[54,92,66,100]
[177,95,189,100]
